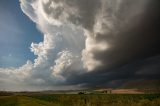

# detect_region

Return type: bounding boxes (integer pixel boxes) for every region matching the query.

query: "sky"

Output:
[0,0,160,91]
[0,0,43,68]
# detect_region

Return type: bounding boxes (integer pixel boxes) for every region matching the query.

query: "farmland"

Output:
[0,92,160,106]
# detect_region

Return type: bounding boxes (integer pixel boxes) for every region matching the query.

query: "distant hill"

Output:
[122,80,160,89]
[121,80,160,93]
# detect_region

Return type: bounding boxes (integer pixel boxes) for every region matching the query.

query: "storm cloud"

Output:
[0,0,160,90]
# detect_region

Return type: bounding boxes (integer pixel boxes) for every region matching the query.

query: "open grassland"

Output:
[0,94,160,106]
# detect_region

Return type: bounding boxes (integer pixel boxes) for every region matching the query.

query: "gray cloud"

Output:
[52,0,160,87]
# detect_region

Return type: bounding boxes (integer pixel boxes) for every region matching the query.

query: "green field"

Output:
[0,94,160,106]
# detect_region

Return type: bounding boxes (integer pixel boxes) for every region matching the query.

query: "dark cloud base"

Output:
[66,55,160,88]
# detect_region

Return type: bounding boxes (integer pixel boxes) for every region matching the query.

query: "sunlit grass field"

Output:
[0,93,160,106]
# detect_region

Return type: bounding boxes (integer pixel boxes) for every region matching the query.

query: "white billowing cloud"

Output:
[20,0,38,22]
[33,0,109,71]
[0,0,86,90]
[52,51,74,79]
[0,60,32,79]
[0,61,33,91]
